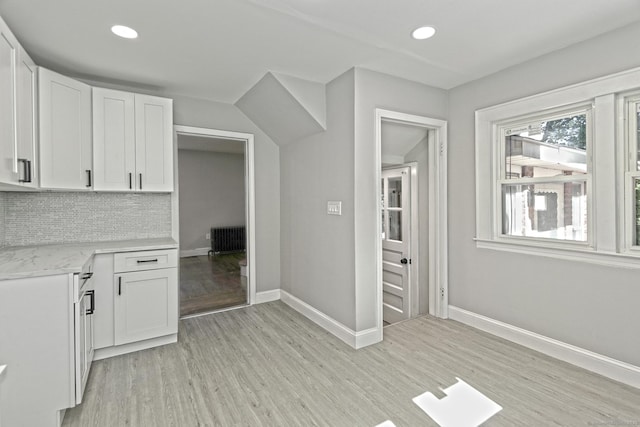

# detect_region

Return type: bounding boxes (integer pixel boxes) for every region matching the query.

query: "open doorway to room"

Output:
[380,122,427,325]
[376,110,448,330]
[172,126,256,318]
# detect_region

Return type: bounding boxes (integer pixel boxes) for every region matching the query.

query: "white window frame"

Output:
[495,104,593,247]
[476,66,640,268]
[622,93,640,255]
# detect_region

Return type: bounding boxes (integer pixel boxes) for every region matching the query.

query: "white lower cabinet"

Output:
[74,263,95,405]
[115,268,178,345]
[94,249,178,359]
[0,274,76,427]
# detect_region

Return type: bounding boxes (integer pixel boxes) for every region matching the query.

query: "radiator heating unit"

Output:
[209,226,246,255]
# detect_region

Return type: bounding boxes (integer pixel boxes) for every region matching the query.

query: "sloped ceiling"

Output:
[235,72,326,146]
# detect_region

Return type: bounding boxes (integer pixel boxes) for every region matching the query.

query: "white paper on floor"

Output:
[412,378,502,427]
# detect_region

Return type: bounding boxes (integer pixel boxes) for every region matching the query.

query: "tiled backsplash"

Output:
[2,192,172,247]
[0,192,6,246]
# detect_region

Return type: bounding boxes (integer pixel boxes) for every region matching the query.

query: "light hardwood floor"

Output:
[63,302,640,426]
[180,254,247,316]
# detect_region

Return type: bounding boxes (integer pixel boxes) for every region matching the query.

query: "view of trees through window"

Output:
[540,114,587,150]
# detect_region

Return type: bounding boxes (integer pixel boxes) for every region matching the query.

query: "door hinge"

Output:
[440,287,445,298]
[439,142,444,156]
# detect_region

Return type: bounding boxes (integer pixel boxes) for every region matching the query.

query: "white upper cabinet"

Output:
[15,46,38,188]
[93,88,173,192]
[134,94,173,192]
[0,16,19,185]
[0,15,37,189]
[39,67,92,190]
[92,88,136,191]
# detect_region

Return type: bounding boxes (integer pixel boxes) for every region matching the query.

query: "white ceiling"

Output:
[381,121,428,164]
[1,0,639,103]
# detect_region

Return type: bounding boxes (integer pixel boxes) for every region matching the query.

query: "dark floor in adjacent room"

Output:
[179,253,247,316]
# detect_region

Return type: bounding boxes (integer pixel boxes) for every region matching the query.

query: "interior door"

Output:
[382,166,411,324]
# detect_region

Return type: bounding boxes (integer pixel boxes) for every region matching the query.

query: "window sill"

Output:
[474,238,640,269]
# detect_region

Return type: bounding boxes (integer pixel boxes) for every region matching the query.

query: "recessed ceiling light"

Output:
[411,26,436,40]
[111,25,138,39]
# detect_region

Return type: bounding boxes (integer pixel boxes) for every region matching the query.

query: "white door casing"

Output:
[375,109,448,336]
[382,166,411,323]
[171,125,257,309]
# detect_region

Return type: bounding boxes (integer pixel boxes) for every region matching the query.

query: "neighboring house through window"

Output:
[475,67,640,267]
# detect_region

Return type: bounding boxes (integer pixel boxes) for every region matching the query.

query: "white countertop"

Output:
[0,238,178,280]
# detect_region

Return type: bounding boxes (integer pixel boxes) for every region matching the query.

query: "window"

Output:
[625,95,640,249]
[499,109,590,243]
[475,66,640,267]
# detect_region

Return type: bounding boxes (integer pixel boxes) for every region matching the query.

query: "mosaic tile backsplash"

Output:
[2,192,172,247]
[0,193,6,246]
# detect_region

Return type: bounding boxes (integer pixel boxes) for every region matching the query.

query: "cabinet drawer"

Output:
[114,249,177,273]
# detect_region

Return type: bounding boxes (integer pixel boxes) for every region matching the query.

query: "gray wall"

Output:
[178,150,246,252]
[280,68,448,331]
[448,22,640,366]
[280,69,357,328]
[353,68,448,330]
[2,192,171,246]
[172,95,281,293]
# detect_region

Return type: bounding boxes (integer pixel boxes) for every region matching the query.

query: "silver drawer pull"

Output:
[137,259,158,264]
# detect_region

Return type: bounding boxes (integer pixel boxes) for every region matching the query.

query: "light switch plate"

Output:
[327,201,342,215]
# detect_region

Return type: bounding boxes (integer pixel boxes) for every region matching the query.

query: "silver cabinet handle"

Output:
[18,158,31,183]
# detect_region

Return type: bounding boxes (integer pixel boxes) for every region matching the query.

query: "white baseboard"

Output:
[255,289,281,304]
[180,247,210,257]
[94,334,178,361]
[280,290,381,349]
[449,306,640,389]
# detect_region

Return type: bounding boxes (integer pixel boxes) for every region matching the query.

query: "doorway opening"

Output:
[172,126,256,318]
[376,110,448,330]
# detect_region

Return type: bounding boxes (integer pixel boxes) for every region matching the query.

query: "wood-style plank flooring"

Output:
[63,302,640,426]
[180,254,247,316]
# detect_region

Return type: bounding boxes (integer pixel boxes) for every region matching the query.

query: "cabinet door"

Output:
[0,18,18,185]
[114,268,178,345]
[93,254,115,349]
[134,94,173,192]
[93,88,136,191]
[39,67,92,190]
[15,46,37,188]
[75,292,87,404]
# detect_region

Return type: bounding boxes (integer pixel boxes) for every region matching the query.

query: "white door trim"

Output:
[375,109,448,331]
[171,125,257,307]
